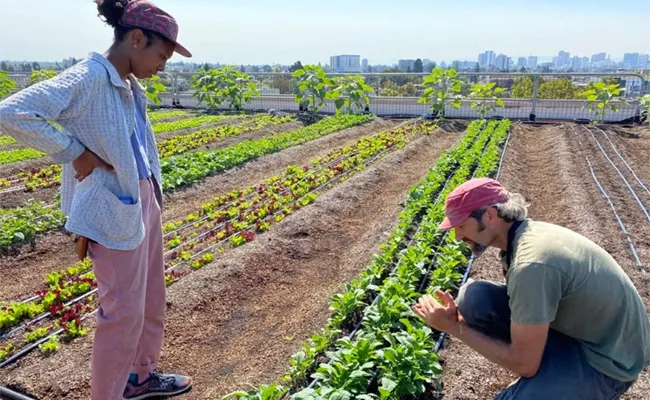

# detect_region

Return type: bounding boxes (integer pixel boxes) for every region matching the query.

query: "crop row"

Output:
[0,114,294,194]
[160,114,374,190]
[223,119,511,400]
[147,109,193,123]
[0,115,371,248]
[0,118,435,365]
[0,200,64,246]
[0,114,244,169]
[152,114,243,134]
[0,135,16,147]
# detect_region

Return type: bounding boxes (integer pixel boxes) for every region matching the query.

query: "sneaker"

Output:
[123,372,192,399]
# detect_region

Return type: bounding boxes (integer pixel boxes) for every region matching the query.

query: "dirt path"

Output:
[0,118,397,303]
[0,128,461,399]
[438,123,650,399]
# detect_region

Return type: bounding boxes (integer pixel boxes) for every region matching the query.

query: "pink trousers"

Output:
[88,178,165,400]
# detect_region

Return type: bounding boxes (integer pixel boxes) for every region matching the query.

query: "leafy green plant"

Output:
[24,327,50,344]
[418,68,463,122]
[292,65,337,114]
[140,75,167,106]
[38,336,60,355]
[0,148,45,165]
[29,70,57,86]
[468,82,506,118]
[0,342,13,362]
[330,75,374,114]
[640,94,650,125]
[222,383,288,400]
[582,82,627,123]
[0,71,17,100]
[192,67,260,111]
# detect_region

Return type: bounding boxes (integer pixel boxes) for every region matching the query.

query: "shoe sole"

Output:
[123,383,192,400]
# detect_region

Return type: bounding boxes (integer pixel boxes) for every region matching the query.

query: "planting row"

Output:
[0,117,432,365]
[0,114,294,194]
[147,109,194,123]
[0,135,16,147]
[0,113,244,169]
[0,115,370,248]
[223,119,511,400]
[0,200,64,246]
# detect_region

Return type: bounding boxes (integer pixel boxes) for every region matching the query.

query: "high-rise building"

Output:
[495,54,509,70]
[330,55,362,73]
[528,56,538,69]
[478,53,487,68]
[570,56,582,69]
[556,51,570,68]
[640,54,650,66]
[398,59,416,71]
[517,57,527,68]
[361,58,369,71]
[478,51,496,68]
[591,53,607,63]
[624,53,641,66]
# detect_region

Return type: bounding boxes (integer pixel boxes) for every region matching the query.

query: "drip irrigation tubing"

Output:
[305,122,493,390]
[0,386,35,400]
[0,119,429,368]
[582,125,650,225]
[593,126,650,198]
[584,157,645,272]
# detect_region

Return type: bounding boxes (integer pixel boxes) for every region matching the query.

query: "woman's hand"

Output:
[72,150,114,181]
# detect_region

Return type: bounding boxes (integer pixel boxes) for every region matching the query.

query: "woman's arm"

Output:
[0,65,97,164]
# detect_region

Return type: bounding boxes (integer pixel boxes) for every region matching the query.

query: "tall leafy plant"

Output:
[639,94,650,125]
[192,66,260,111]
[29,70,57,86]
[331,75,374,114]
[417,67,463,122]
[0,71,16,100]
[468,82,505,118]
[140,75,167,106]
[582,82,626,124]
[292,65,337,114]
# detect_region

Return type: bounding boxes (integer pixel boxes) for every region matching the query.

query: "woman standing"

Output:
[0,1,193,398]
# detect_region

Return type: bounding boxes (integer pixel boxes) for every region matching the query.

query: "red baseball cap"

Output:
[438,178,509,230]
[120,0,192,58]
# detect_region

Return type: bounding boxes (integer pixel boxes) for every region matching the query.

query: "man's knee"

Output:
[457,280,506,325]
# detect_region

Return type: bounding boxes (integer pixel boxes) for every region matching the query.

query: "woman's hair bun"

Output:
[95,0,127,28]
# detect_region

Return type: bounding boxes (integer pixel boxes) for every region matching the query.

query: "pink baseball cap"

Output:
[438,178,509,230]
[119,0,192,58]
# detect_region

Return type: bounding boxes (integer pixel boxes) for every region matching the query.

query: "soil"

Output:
[0,126,461,399]
[437,122,650,400]
[0,118,398,303]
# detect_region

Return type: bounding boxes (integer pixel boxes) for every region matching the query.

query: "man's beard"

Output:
[467,240,488,258]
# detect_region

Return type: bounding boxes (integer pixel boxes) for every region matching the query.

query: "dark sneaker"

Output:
[123,372,192,399]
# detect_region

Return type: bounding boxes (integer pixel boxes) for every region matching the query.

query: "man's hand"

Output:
[412,290,460,333]
[72,150,114,181]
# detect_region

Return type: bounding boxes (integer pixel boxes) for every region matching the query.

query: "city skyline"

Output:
[1,0,649,66]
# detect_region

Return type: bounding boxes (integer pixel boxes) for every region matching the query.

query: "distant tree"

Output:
[0,71,17,99]
[470,63,480,84]
[406,66,413,73]
[368,66,373,73]
[288,61,304,73]
[240,65,246,72]
[413,59,424,73]
[22,63,32,72]
[519,66,527,73]
[71,58,78,65]
[511,76,536,98]
[0,61,7,71]
[541,65,551,73]
[262,65,273,73]
[539,78,579,99]
[202,62,211,71]
[28,70,57,86]
[250,65,260,73]
[32,62,41,71]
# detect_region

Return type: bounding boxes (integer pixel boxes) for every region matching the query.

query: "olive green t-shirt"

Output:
[502,219,650,382]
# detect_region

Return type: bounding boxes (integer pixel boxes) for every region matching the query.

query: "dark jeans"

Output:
[456,280,636,400]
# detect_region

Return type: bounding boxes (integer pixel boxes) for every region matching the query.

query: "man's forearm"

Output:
[449,321,530,376]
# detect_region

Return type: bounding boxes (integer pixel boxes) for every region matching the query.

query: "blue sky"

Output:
[1,0,649,65]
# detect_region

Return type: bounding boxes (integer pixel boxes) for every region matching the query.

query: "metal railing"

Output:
[5,71,648,122]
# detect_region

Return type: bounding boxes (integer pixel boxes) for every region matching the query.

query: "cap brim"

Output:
[438,212,471,231]
[173,42,192,58]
